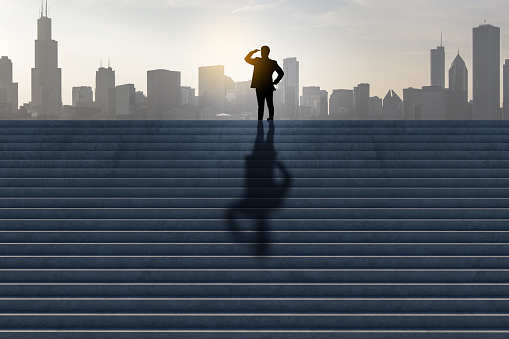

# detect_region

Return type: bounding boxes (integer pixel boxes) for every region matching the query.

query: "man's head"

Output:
[261,46,270,58]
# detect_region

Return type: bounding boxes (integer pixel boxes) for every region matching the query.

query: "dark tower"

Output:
[31,0,62,116]
[449,52,469,120]
[473,23,500,120]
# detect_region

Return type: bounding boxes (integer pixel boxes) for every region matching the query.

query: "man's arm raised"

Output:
[245,49,259,65]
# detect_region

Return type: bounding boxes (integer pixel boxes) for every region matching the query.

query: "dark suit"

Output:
[245,52,284,120]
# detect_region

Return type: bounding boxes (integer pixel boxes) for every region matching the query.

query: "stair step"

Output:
[4,143,509,152]
[2,198,509,208]
[0,282,506,297]
[0,219,505,231]
[0,256,506,269]
[0,244,508,255]
[0,313,506,329]
[0,269,506,283]
[2,159,509,169]
[4,188,509,198]
[0,297,506,313]
[4,178,509,188]
[5,135,509,144]
[0,231,508,242]
[1,151,509,161]
[0,208,508,219]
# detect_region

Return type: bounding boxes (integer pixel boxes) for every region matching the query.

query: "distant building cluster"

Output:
[0,3,508,120]
[327,24,505,121]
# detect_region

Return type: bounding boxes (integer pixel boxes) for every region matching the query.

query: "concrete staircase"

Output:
[0,120,508,338]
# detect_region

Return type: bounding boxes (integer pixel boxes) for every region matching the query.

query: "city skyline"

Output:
[1,0,509,107]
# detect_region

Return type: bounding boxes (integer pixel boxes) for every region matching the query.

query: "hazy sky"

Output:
[1,0,509,106]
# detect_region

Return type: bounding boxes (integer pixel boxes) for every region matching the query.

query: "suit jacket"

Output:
[246,57,284,91]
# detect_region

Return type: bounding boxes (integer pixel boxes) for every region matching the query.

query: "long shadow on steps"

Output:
[226,121,293,256]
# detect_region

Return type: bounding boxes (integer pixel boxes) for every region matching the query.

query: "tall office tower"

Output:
[329,89,354,119]
[199,65,225,119]
[31,1,62,116]
[383,90,403,120]
[281,57,299,120]
[115,84,136,118]
[369,96,383,120]
[473,24,501,120]
[135,91,148,119]
[403,87,422,120]
[421,86,449,120]
[503,60,509,120]
[431,36,446,89]
[320,90,328,118]
[235,81,257,117]
[181,86,196,107]
[449,52,469,120]
[0,56,18,113]
[72,86,93,107]
[354,83,370,120]
[96,66,115,114]
[300,86,321,118]
[147,69,181,120]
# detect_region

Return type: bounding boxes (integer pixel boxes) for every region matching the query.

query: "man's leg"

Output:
[266,90,275,120]
[256,89,265,121]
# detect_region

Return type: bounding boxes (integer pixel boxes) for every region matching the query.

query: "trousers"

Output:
[256,88,274,120]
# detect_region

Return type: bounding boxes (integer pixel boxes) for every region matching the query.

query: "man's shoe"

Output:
[267,117,274,121]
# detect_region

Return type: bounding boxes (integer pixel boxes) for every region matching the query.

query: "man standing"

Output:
[245,46,284,121]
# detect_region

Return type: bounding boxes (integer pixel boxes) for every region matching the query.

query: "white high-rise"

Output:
[281,57,299,119]
[199,65,225,119]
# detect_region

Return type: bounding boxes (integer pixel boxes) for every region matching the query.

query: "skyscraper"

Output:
[281,57,299,120]
[199,65,225,119]
[383,90,403,120]
[369,96,383,120]
[300,86,321,119]
[504,60,509,120]
[354,83,370,120]
[320,90,328,119]
[115,84,136,118]
[431,37,445,89]
[235,81,257,117]
[403,88,422,120]
[329,89,354,120]
[72,86,93,107]
[181,86,196,107]
[449,52,469,120]
[0,56,18,113]
[31,1,62,116]
[473,24,501,120]
[147,69,182,120]
[421,86,449,120]
[96,66,115,115]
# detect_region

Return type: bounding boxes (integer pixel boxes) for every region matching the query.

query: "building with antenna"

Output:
[430,34,445,89]
[31,0,62,117]
[449,51,469,120]
[96,61,116,116]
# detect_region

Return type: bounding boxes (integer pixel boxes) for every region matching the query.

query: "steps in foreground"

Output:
[0,120,508,338]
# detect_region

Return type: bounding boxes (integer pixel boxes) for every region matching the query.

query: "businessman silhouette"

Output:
[245,46,284,121]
